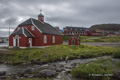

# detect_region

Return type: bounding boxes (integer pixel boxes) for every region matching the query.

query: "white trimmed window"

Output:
[53,36,55,43]
[32,26,35,30]
[44,35,47,43]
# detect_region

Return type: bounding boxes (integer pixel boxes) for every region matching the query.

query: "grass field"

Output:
[63,36,120,42]
[0,44,120,64]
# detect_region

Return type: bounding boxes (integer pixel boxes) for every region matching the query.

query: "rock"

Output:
[21,68,34,75]
[56,68,64,72]
[71,63,77,68]
[49,65,56,70]
[65,69,72,74]
[55,64,64,68]
[0,71,6,76]
[39,69,57,77]
[66,65,73,69]
[0,76,7,79]
[24,74,34,78]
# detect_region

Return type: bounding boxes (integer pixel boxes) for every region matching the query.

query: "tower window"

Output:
[32,26,35,30]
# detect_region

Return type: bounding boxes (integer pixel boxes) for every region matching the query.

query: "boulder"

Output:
[0,71,6,76]
[65,69,72,74]
[49,65,56,70]
[21,68,34,75]
[56,68,63,72]
[66,65,73,69]
[39,69,57,77]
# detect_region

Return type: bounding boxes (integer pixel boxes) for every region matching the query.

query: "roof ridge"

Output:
[24,27,35,37]
[12,28,22,34]
[22,27,27,37]
[31,18,42,33]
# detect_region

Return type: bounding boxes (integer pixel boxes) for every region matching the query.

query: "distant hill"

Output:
[90,24,120,31]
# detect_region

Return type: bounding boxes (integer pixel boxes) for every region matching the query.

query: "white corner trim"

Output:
[25,27,35,37]
[22,27,27,37]
[31,18,42,33]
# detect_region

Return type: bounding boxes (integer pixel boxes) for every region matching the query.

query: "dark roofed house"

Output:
[9,12,63,48]
[64,26,88,36]
[87,29,103,36]
[55,27,61,32]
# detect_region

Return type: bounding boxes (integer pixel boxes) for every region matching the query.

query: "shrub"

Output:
[112,48,120,58]
[72,58,114,80]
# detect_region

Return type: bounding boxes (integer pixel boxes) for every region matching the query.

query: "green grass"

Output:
[0,44,120,64]
[71,58,119,80]
[63,36,120,42]
[112,48,120,58]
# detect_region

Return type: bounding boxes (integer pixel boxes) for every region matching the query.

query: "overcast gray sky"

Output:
[0,0,120,37]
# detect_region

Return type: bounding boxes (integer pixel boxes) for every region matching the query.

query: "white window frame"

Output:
[53,36,55,43]
[32,26,35,30]
[13,38,16,47]
[13,35,19,47]
[44,35,47,43]
[29,38,32,47]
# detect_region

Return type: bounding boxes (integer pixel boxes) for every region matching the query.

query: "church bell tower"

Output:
[38,10,44,22]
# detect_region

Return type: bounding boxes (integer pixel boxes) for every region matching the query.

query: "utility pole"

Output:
[8,19,10,47]
[9,19,10,37]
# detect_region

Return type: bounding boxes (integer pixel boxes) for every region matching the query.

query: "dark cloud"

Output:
[0,0,120,37]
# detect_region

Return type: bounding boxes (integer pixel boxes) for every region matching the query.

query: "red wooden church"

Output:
[9,12,63,48]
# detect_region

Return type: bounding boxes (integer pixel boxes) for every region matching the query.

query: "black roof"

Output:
[18,19,32,26]
[18,18,62,35]
[11,27,34,37]
[66,26,88,32]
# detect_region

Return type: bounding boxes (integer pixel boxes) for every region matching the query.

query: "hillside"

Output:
[90,24,120,31]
